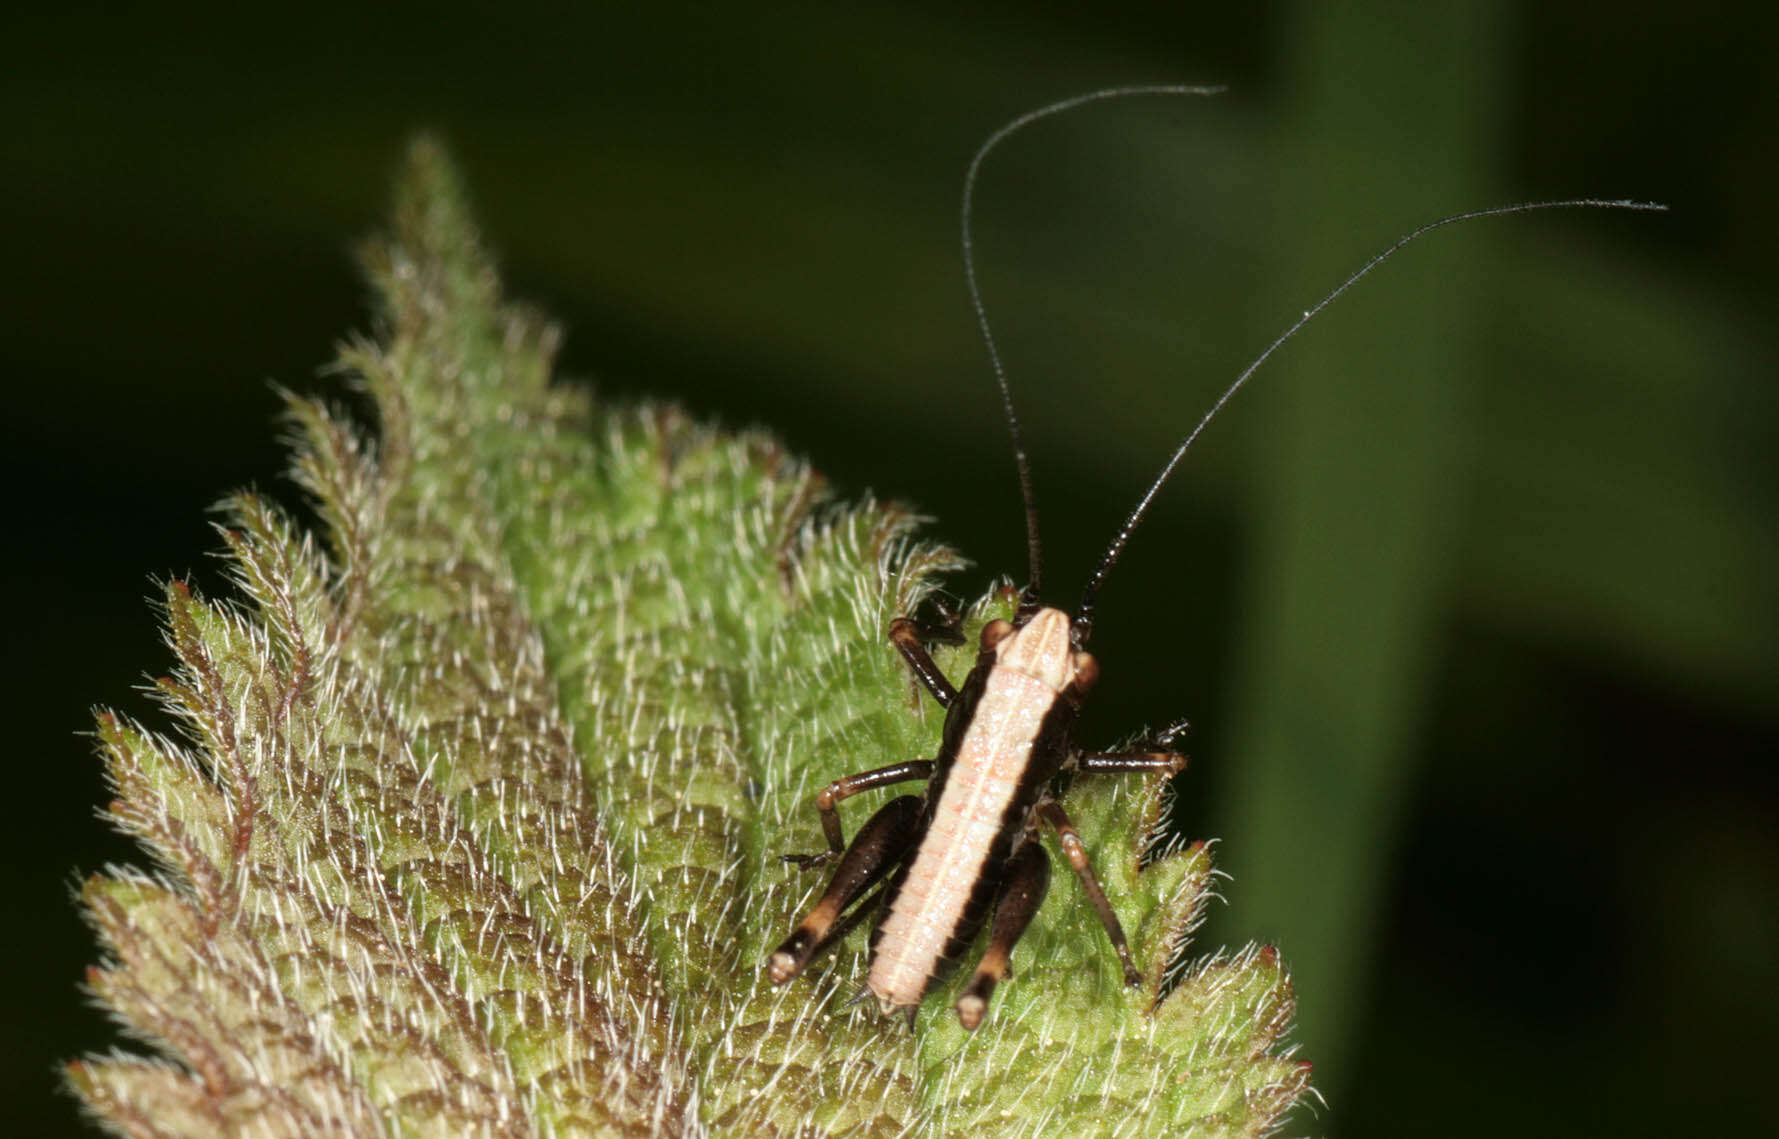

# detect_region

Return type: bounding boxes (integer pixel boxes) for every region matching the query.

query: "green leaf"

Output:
[69,138,1312,1137]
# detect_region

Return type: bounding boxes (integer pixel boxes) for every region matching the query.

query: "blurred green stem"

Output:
[1219,2,1502,1110]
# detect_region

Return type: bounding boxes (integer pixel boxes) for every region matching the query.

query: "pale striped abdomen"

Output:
[866,610,1073,1010]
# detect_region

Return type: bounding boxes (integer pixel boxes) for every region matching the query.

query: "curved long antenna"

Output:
[1073,196,1668,642]
[962,84,1225,619]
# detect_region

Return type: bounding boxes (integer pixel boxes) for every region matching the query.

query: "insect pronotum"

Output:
[765,85,1663,1031]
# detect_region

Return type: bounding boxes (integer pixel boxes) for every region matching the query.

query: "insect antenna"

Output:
[1071,196,1668,644]
[961,85,1224,621]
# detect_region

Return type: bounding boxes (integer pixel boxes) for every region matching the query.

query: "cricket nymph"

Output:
[764,84,1660,1031]
[866,609,1089,1016]
[767,602,1174,1031]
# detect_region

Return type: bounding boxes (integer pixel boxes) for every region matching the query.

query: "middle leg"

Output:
[1078,716,1191,775]
[783,759,934,867]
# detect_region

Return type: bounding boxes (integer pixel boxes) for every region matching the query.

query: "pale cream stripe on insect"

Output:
[865,611,1074,1009]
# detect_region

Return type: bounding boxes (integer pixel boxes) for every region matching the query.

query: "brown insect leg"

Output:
[888,616,961,708]
[769,794,922,985]
[1078,750,1187,775]
[782,759,934,867]
[956,840,1051,1030]
[1038,800,1141,987]
[804,880,889,966]
[1079,715,1190,774]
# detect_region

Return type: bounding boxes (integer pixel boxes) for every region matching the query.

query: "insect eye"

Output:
[980,619,1014,650]
[1071,652,1100,693]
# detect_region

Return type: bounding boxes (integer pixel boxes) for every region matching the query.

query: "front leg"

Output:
[888,610,965,708]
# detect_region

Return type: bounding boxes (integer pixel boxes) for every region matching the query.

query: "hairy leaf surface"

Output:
[70,140,1312,1138]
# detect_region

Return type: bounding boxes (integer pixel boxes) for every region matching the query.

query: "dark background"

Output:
[7,3,1775,1136]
